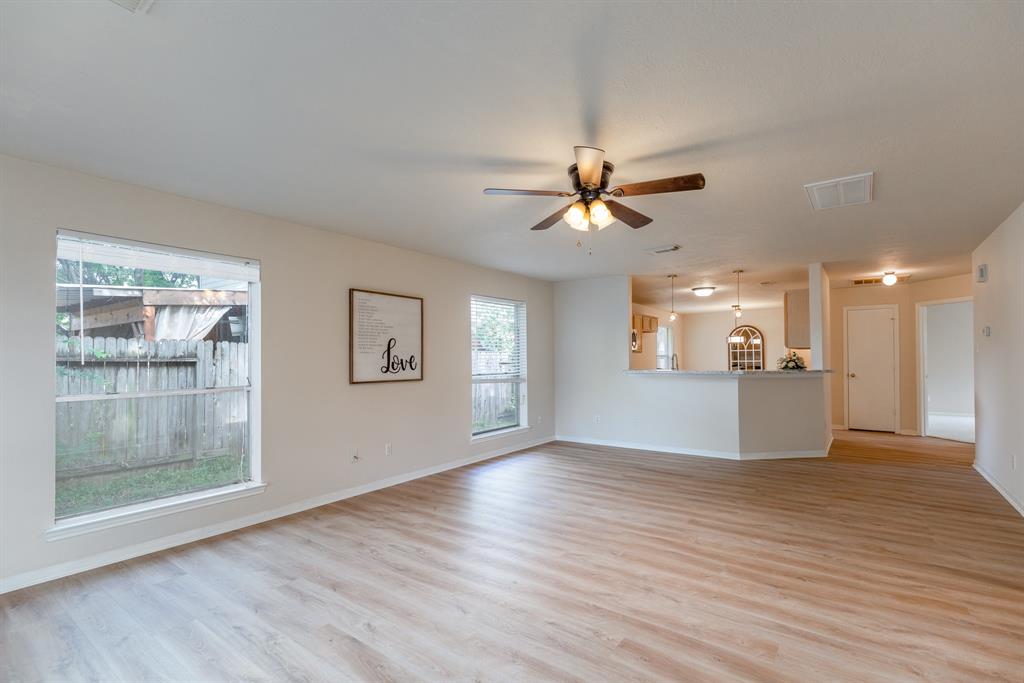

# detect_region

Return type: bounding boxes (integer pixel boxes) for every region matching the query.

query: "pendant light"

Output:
[668,274,678,321]
[732,269,743,318]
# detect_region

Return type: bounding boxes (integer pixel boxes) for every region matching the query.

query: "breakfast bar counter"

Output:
[558,368,833,460]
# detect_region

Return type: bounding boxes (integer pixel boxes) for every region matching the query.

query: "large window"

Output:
[55,231,259,519]
[470,296,527,436]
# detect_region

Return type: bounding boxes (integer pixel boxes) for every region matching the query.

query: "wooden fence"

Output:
[471,381,520,433]
[55,336,249,479]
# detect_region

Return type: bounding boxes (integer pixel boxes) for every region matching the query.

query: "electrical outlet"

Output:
[594,414,601,424]
[536,415,543,424]
[385,442,392,457]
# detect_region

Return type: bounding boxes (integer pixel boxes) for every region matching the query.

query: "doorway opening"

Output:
[918,299,974,443]
[844,305,899,432]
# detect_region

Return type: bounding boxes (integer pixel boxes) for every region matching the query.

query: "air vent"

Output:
[646,244,681,255]
[108,0,155,13]
[804,172,874,211]
[852,275,910,286]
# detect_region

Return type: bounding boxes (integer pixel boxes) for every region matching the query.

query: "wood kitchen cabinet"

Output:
[630,313,659,353]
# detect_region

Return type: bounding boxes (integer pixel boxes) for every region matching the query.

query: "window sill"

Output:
[45,481,267,542]
[471,425,531,443]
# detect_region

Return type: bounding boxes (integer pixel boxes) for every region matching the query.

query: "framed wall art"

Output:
[349,288,423,383]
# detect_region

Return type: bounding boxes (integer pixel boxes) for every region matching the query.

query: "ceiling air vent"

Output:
[108,0,155,13]
[645,244,681,255]
[852,275,910,286]
[804,172,873,211]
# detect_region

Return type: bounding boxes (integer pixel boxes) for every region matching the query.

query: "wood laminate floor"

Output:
[2,434,1022,682]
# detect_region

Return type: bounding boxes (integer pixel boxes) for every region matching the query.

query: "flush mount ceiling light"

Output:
[668,275,678,321]
[882,271,899,286]
[692,286,715,297]
[483,146,706,232]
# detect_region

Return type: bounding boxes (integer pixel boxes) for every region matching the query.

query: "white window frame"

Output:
[470,295,528,440]
[47,230,264,539]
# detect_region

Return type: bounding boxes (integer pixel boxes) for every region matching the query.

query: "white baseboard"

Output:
[831,424,848,431]
[554,435,829,461]
[973,462,1024,518]
[0,436,553,595]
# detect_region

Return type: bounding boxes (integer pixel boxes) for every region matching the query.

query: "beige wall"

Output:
[674,306,806,371]
[628,302,683,370]
[0,155,556,588]
[829,273,972,432]
[972,201,1023,513]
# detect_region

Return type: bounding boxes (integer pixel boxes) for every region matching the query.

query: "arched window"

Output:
[727,325,764,371]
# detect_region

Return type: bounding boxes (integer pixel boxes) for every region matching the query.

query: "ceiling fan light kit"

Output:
[483,145,705,233]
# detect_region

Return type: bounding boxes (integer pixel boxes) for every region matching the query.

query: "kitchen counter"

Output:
[623,369,831,377]
[560,368,835,460]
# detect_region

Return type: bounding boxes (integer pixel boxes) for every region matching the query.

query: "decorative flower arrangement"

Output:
[777,351,807,370]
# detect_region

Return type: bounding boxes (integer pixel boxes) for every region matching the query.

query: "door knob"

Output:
[849,372,856,378]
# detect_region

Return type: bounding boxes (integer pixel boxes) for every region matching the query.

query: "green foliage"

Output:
[56,258,198,288]
[472,305,518,357]
[55,341,116,388]
[55,453,243,518]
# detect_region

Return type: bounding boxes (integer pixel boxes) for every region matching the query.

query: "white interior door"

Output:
[847,306,897,432]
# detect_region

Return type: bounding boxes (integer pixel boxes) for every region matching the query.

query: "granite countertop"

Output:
[623,369,832,377]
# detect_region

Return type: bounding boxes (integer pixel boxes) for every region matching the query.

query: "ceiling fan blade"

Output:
[610,173,706,196]
[530,204,572,231]
[604,200,653,229]
[573,146,606,187]
[484,188,573,197]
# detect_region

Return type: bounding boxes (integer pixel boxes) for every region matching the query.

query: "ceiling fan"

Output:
[483,146,705,232]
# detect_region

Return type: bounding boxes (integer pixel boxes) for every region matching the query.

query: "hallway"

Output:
[830,428,975,467]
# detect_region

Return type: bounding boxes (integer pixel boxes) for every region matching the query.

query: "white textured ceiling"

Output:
[2,1,1022,311]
